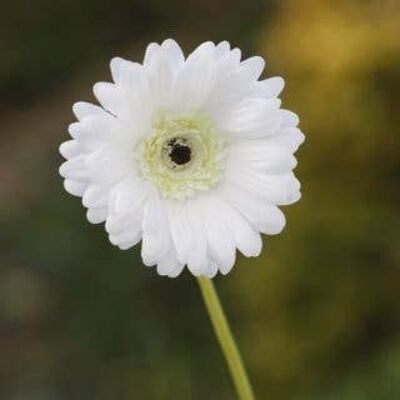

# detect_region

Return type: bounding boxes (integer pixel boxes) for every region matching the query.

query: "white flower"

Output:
[59,39,304,278]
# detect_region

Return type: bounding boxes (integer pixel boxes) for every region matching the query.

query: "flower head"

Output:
[59,39,304,278]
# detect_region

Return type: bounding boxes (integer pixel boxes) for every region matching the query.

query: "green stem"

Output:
[196,276,255,400]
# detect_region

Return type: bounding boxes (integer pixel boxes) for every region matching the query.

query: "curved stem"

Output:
[196,276,255,400]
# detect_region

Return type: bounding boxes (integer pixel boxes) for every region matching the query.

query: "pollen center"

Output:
[139,114,225,199]
[166,138,192,166]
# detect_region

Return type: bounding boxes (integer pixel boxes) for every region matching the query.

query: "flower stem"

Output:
[196,276,255,400]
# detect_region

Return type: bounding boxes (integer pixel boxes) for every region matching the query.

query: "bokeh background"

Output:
[1,0,399,398]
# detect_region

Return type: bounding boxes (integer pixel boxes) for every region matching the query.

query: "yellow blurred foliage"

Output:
[259,0,400,169]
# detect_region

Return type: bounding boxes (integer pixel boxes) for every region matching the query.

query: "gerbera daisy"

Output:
[59,39,304,278]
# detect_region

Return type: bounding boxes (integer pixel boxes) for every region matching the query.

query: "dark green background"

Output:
[1,0,399,398]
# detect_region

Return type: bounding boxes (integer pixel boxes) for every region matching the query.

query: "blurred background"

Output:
[1,0,399,398]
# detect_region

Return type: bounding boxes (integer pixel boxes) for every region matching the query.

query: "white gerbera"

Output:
[59,39,304,278]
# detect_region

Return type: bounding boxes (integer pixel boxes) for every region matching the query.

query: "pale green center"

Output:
[139,114,225,199]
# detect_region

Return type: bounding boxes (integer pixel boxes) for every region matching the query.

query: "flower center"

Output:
[165,138,192,167]
[139,114,225,199]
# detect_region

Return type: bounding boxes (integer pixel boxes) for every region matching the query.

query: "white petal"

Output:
[82,184,108,208]
[86,207,107,224]
[227,143,298,173]
[215,41,231,58]
[118,62,153,133]
[109,225,141,249]
[59,157,88,180]
[280,109,300,127]
[185,206,209,276]
[68,122,81,139]
[221,200,262,257]
[215,47,241,71]
[110,57,132,84]
[240,56,265,81]
[144,39,184,109]
[250,77,285,99]
[77,115,114,145]
[272,128,305,152]
[105,213,133,235]
[206,65,267,120]
[205,195,262,259]
[201,197,236,275]
[167,203,194,266]
[171,41,215,111]
[161,39,185,67]
[141,193,170,266]
[63,179,87,197]
[226,167,301,205]
[204,260,219,279]
[219,98,282,138]
[59,140,81,159]
[143,42,161,67]
[108,177,148,215]
[93,82,120,116]
[84,148,127,185]
[157,246,185,278]
[72,101,107,121]
[118,240,139,251]
[145,45,181,108]
[219,183,286,235]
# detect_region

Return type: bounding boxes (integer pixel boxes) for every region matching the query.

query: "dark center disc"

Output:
[169,140,192,166]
